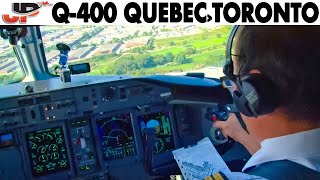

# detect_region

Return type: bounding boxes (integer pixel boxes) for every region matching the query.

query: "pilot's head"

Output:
[230,26,320,141]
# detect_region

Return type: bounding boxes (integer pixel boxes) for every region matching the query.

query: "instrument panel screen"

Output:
[96,113,136,161]
[138,111,175,154]
[25,126,70,177]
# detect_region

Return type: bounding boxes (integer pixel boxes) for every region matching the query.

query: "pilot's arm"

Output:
[213,114,261,155]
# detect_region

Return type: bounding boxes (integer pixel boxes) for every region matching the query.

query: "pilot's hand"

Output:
[213,113,261,155]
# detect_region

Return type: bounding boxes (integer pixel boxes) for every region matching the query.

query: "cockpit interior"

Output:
[0,25,251,180]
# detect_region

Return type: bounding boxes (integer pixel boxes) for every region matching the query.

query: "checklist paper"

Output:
[172,137,266,180]
[172,137,231,180]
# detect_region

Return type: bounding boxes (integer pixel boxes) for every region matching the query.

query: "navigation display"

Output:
[25,126,70,177]
[138,111,175,154]
[96,113,136,161]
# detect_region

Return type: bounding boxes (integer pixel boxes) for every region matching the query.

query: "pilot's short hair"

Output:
[235,26,320,121]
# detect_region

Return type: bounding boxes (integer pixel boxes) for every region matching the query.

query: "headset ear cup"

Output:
[233,90,256,117]
[233,74,278,117]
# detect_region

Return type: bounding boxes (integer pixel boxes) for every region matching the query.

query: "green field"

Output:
[79,25,232,76]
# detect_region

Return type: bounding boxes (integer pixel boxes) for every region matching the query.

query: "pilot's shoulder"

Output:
[204,171,266,180]
[245,160,320,180]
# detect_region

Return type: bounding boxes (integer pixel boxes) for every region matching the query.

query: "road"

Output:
[166,66,224,78]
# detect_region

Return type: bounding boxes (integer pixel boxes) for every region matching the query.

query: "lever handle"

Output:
[144,128,157,175]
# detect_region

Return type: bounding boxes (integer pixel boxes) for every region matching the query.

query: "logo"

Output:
[2,2,52,24]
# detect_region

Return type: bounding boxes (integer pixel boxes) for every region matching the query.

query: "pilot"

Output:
[214,26,320,179]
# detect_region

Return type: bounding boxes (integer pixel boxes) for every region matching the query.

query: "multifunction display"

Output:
[138,111,175,154]
[25,126,70,177]
[96,113,136,160]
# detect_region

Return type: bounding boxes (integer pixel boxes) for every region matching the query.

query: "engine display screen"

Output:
[25,126,70,177]
[96,113,136,161]
[138,111,175,154]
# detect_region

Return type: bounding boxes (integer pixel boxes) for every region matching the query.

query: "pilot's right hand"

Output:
[213,113,261,155]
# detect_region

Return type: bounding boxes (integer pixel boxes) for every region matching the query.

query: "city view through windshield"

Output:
[42,25,231,77]
[0,38,25,85]
[0,25,232,85]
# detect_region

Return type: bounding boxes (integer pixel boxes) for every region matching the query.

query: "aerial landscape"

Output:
[0,25,232,85]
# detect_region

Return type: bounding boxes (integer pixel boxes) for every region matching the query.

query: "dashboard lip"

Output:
[0,76,132,100]
[0,75,233,114]
[0,74,224,100]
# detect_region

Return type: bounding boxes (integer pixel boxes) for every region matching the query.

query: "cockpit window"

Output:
[0,39,25,85]
[41,25,232,78]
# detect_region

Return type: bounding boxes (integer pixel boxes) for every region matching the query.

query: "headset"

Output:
[223,25,279,117]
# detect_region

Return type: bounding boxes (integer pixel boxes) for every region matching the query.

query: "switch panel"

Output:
[69,117,99,176]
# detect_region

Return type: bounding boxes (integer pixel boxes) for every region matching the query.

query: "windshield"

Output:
[0,39,25,85]
[41,25,232,78]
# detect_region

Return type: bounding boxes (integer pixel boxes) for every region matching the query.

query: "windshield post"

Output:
[18,26,54,81]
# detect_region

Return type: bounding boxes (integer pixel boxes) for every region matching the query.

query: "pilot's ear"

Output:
[248,69,261,74]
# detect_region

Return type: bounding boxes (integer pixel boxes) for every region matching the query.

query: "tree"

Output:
[165,52,174,62]
[206,54,216,65]
[201,35,208,40]
[82,32,90,39]
[154,55,166,65]
[185,47,196,55]
[145,38,155,50]
[174,53,187,64]
[160,28,170,32]
[112,38,120,43]
[143,56,155,68]
[131,47,142,54]
[218,55,225,61]
[133,31,139,37]
[115,66,124,75]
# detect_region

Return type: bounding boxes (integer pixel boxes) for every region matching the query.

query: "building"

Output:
[0,59,18,74]
[95,43,121,54]
[46,50,60,65]
[124,37,151,48]
[68,46,96,61]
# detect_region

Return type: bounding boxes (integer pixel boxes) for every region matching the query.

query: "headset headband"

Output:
[223,25,240,79]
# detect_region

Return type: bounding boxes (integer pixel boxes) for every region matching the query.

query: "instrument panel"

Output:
[0,79,177,180]
[138,112,175,154]
[25,126,70,177]
[96,113,136,161]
